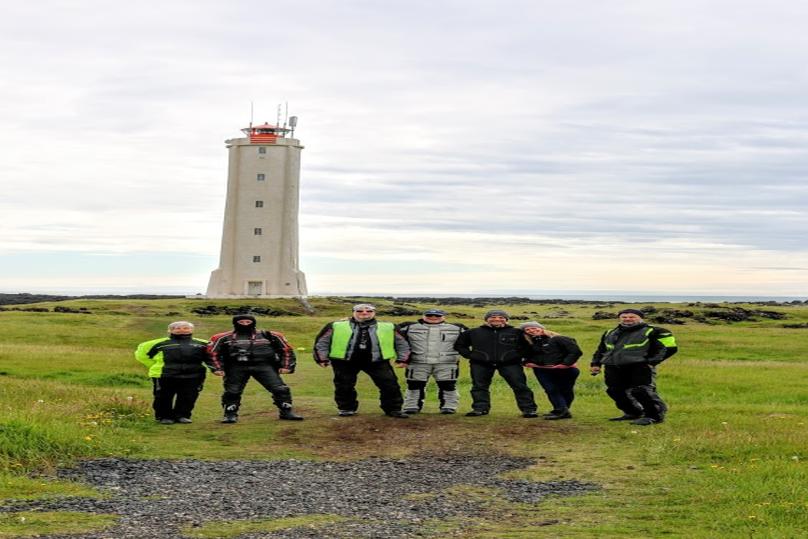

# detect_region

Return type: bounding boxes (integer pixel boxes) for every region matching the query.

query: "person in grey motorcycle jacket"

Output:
[397,309,468,414]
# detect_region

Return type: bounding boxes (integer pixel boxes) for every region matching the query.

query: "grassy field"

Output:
[0,297,806,538]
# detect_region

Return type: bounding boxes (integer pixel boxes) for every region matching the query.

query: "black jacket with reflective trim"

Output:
[591,323,677,367]
[209,330,297,372]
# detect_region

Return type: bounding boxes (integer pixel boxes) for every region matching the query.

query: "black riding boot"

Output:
[221,403,239,423]
[278,402,304,421]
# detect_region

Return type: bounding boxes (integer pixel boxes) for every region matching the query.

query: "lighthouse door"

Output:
[247,281,263,296]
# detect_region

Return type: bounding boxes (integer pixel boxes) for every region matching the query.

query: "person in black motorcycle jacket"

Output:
[453,310,538,417]
[209,314,303,423]
[135,320,220,424]
[590,309,678,426]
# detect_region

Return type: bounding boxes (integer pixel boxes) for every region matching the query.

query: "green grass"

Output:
[0,512,116,537]
[0,297,806,537]
[181,514,351,538]
[0,475,99,503]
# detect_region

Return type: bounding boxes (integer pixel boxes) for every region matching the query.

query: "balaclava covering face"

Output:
[232,314,257,335]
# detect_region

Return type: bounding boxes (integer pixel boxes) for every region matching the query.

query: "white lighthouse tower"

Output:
[206,121,307,297]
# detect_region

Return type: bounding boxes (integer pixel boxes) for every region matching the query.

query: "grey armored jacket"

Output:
[397,320,467,365]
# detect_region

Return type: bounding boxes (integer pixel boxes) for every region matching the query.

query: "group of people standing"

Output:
[134,304,677,427]
[135,314,304,424]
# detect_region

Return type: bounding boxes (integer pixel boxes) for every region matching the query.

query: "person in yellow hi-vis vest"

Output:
[313,304,410,418]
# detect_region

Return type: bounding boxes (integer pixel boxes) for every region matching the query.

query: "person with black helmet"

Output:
[135,321,221,425]
[209,314,303,423]
[397,309,468,414]
[453,310,538,417]
[590,309,678,426]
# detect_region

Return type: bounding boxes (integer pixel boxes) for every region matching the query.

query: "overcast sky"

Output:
[2,0,808,297]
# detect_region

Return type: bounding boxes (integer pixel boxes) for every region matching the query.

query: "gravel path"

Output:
[3,456,596,538]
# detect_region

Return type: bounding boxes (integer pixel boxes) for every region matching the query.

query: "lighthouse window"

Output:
[255,200,264,208]
[258,147,267,154]
[253,256,261,263]
[257,173,265,181]
[254,228,263,235]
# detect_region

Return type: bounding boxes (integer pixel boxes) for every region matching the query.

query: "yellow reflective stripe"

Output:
[622,328,653,349]
[623,339,649,349]
[658,335,677,348]
[604,329,617,350]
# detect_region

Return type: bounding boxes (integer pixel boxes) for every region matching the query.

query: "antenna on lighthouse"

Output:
[276,104,282,129]
[289,115,298,138]
[249,101,254,129]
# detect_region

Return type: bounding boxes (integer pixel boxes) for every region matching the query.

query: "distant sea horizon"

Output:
[323,293,808,303]
[2,290,805,303]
